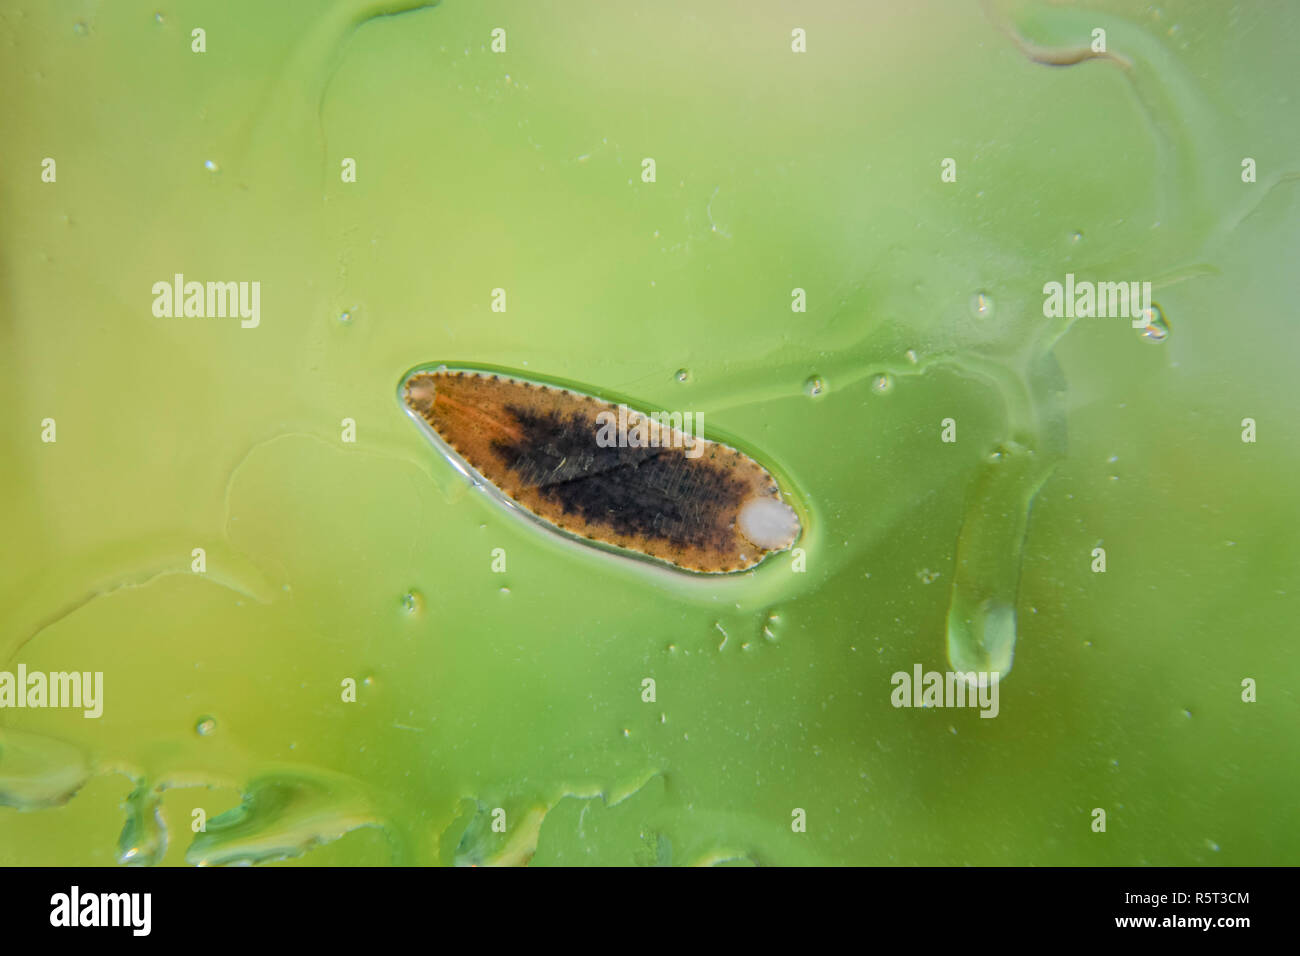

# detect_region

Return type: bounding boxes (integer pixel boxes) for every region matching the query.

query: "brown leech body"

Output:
[403,369,801,573]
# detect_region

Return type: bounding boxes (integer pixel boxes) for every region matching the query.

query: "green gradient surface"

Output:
[1,0,1297,865]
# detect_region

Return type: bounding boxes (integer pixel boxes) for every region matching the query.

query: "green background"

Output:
[1,0,1296,865]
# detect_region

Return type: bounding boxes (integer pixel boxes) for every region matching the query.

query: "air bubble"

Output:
[871,373,893,394]
[400,590,423,615]
[1138,303,1170,342]
[970,291,994,318]
[203,159,219,173]
[803,376,826,398]
[196,716,216,736]
[339,309,353,324]
[675,368,690,383]
[73,21,88,36]
[918,568,941,584]
[1070,230,1083,244]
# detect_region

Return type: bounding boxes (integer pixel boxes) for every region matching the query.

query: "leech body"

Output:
[401,367,801,574]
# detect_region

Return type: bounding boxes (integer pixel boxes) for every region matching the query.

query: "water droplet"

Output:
[674,368,690,382]
[73,21,88,36]
[196,716,217,736]
[943,439,1043,682]
[760,609,783,642]
[186,773,380,866]
[803,376,826,397]
[203,159,219,173]
[970,291,994,318]
[871,373,893,394]
[905,349,919,364]
[918,568,941,584]
[946,598,1015,678]
[1205,839,1220,852]
[1138,303,1169,342]
[499,586,510,595]
[400,590,423,615]
[0,727,91,809]
[1070,230,1083,243]
[117,784,167,866]
[154,13,165,25]
[338,309,353,324]
[622,728,630,738]
[1182,708,1193,719]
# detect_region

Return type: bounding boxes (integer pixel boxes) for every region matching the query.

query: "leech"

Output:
[401,367,801,573]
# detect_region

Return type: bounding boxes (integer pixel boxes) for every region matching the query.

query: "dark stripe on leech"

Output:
[490,405,744,550]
